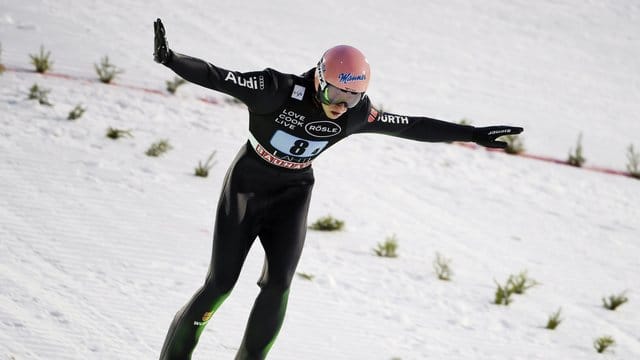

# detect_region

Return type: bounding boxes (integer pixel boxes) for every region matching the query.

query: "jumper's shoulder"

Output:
[243,68,297,114]
[344,95,375,134]
[258,68,313,103]
[261,68,296,92]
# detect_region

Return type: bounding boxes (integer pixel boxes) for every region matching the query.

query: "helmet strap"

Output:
[316,58,328,91]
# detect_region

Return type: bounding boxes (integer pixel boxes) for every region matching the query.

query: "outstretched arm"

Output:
[152,18,287,113]
[353,102,523,149]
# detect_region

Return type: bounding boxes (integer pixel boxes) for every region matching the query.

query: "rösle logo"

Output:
[304,121,342,138]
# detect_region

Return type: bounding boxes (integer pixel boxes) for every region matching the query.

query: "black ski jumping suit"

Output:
[159,51,478,360]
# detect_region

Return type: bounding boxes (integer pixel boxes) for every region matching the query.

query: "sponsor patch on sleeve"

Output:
[292,85,306,101]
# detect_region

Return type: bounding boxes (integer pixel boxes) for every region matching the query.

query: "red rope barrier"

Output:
[4,67,637,180]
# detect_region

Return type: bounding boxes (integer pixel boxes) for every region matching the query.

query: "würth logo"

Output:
[377,114,409,125]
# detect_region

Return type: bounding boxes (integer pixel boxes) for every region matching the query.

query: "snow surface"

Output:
[1,0,639,359]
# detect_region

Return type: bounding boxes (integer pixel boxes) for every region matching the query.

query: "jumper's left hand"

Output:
[472,126,524,149]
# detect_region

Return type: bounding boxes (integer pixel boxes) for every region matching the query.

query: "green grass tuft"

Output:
[30,45,53,73]
[166,77,187,94]
[106,127,132,140]
[593,336,615,353]
[433,252,453,281]
[567,133,586,167]
[602,292,628,311]
[28,84,53,106]
[308,215,344,231]
[146,139,172,157]
[296,272,315,281]
[194,151,217,177]
[500,134,525,155]
[626,144,640,179]
[68,104,86,120]
[545,308,563,330]
[95,56,124,83]
[373,234,398,258]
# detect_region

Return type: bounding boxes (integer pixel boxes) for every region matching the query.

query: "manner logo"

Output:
[338,72,367,84]
[305,121,342,138]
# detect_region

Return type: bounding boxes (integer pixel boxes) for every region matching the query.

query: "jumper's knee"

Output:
[205,272,239,296]
[256,259,295,290]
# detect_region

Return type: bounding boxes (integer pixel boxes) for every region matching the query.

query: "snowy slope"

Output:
[1,1,639,359]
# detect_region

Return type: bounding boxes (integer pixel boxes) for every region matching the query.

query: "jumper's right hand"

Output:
[153,18,170,64]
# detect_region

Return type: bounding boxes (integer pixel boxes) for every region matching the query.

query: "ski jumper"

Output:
[159,51,476,360]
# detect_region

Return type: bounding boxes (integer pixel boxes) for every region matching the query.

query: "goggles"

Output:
[317,83,364,109]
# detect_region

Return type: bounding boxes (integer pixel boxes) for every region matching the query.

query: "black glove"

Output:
[472,126,524,149]
[153,18,170,64]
